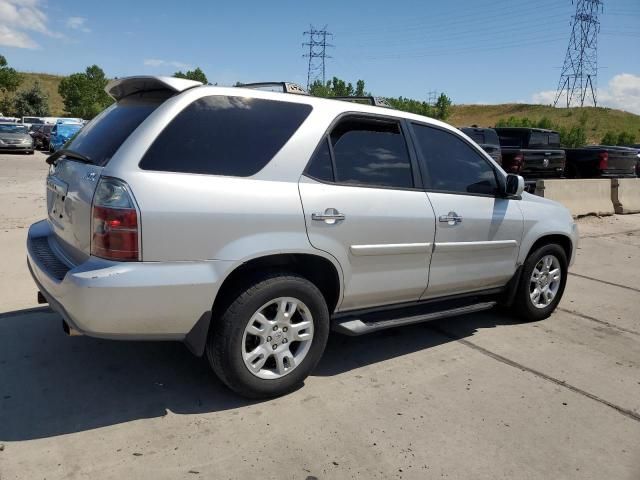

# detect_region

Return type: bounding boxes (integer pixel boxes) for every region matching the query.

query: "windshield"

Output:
[0,124,28,134]
[65,93,165,166]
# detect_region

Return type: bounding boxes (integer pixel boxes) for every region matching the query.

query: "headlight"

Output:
[0,139,5,145]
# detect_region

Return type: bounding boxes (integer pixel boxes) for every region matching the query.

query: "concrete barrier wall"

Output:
[612,178,640,214]
[535,179,614,217]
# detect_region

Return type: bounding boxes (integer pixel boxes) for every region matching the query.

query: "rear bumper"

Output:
[0,144,32,151]
[27,219,232,340]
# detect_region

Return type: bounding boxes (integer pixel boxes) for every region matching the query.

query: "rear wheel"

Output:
[206,273,330,398]
[513,244,568,322]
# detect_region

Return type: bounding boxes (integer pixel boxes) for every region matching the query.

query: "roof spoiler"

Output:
[105,76,203,101]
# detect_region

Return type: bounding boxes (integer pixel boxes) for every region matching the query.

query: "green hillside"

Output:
[12,72,65,116]
[450,104,640,144]
[9,73,640,144]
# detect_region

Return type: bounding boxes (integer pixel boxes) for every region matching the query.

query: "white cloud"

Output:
[532,73,640,114]
[66,16,90,33]
[143,58,191,69]
[0,0,61,49]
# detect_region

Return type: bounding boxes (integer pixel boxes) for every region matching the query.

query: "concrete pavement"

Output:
[0,152,639,479]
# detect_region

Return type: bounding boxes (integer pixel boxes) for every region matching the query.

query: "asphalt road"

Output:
[1,151,639,479]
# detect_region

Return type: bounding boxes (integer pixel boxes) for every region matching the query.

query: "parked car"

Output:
[28,76,578,398]
[0,122,34,154]
[494,128,566,183]
[49,122,83,152]
[21,116,45,129]
[459,126,502,164]
[565,145,638,178]
[30,124,53,150]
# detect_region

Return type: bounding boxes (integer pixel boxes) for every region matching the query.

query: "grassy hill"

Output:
[450,104,640,144]
[10,73,640,144]
[10,72,65,116]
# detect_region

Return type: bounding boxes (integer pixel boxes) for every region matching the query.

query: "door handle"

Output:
[439,211,463,226]
[312,208,345,224]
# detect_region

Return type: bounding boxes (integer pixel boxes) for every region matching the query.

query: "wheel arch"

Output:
[185,252,343,357]
[525,233,573,263]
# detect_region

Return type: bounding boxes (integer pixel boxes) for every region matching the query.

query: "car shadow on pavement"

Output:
[314,310,521,376]
[0,307,520,441]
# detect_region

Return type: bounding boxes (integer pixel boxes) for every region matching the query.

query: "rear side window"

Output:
[66,93,164,166]
[412,124,498,195]
[140,96,312,177]
[328,118,413,189]
[306,138,334,182]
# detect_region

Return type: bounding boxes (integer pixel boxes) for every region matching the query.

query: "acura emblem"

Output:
[542,158,549,167]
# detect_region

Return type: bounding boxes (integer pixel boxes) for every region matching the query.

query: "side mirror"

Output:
[505,174,525,197]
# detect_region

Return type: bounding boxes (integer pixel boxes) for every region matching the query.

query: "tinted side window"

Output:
[329,118,413,189]
[140,96,312,177]
[412,124,498,195]
[306,138,334,182]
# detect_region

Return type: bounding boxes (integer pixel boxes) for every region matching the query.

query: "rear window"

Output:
[0,124,28,134]
[140,96,312,177]
[496,130,526,148]
[65,93,165,166]
[529,131,561,147]
[461,128,499,146]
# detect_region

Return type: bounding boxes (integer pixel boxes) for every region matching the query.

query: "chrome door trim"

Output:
[350,242,432,256]
[434,240,518,253]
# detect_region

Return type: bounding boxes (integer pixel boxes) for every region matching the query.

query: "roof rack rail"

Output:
[332,96,394,109]
[236,82,308,95]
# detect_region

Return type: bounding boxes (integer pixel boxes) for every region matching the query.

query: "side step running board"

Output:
[332,301,496,336]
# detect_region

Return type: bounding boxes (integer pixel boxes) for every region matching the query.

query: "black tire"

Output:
[206,272,330,398]
[513,243,568,322]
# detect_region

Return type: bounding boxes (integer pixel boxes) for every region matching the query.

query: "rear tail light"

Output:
[506,153,524,173]
[91,177,140,261]
[598,152,609,171]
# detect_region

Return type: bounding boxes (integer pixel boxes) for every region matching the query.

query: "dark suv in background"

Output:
[460,126,502,165]
[495,128,566,181]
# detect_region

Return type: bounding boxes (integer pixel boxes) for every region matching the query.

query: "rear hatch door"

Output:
[45,77,201,264]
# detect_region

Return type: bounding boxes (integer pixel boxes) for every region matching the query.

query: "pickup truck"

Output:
[459,126,502,164]
[565,145,638,178]
[494,128,566,181]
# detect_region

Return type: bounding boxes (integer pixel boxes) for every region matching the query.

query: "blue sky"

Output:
[1,0,639,112]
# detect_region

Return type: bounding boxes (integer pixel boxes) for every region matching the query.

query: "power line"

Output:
[302,25,333,90]
[554,0,603,108]
[427,91,438,106]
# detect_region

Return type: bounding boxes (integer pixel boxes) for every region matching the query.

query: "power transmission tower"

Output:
[303,25,333,90]
[427,90,438,106]
[553,0,603,108]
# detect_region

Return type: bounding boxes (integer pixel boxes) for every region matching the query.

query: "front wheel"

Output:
[206,273,330,398]
[513,244,568,322]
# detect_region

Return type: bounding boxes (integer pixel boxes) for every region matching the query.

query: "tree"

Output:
[601,131,617,145]
[58,65,113,119]
[616,131,635,146]
[13,81,49,117]
[308,77,366,98]
[558,125,587,148]
[434,93,452,121]
[0,54,22,114]
[174,67,208,84]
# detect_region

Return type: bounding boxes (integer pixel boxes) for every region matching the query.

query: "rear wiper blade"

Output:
[46,149,92,165]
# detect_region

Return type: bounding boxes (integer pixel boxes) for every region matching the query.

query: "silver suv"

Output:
[27,76,578,398]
